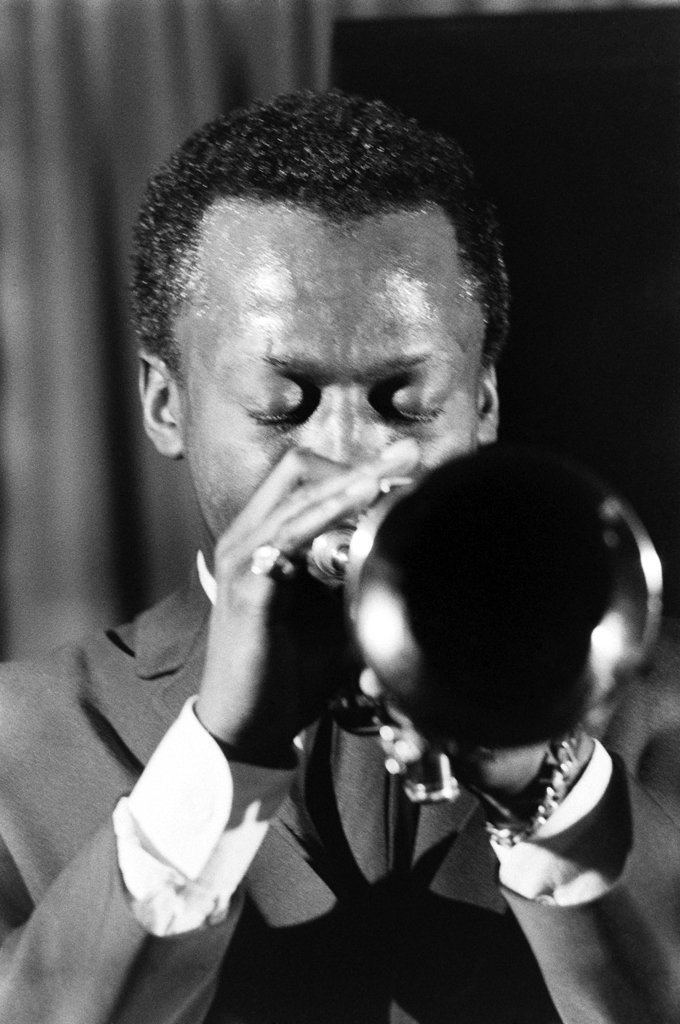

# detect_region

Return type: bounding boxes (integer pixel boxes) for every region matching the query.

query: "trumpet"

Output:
[310,446,663,802]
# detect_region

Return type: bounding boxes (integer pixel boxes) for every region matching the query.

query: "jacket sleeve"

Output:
[0,821,244,1024]
[504,761,680,1024]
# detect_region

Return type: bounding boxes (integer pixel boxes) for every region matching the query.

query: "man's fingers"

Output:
[240,442,419,565]
[225,438,420,556]
[232,447,343,528]
[252,438,418,523]
[271,472,384,554]
[215,470,381,581]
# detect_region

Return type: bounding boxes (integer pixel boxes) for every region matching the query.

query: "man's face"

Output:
[156,199,498,542]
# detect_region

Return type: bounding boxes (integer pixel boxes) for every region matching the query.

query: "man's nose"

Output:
[298,385,384,467]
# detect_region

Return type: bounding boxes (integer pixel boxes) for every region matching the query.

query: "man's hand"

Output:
[449,733,595,805]
[195,439,420,766]
[359,667,595,806]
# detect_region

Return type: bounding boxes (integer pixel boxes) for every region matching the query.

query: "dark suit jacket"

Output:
[0,572,678,1023]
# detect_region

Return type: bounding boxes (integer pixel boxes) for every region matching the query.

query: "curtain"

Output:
[0,0,665,657]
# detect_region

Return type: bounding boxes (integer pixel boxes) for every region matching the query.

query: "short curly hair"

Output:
[131,90,509,376]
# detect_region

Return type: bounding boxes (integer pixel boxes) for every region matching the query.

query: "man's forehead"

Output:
[176,196,486,380]
[193,197,480,308]
[197,197,460,262]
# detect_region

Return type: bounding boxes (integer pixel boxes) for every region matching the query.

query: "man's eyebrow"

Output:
[263,354,429,377]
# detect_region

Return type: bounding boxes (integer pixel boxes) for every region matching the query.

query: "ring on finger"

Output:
[250,544,297,581]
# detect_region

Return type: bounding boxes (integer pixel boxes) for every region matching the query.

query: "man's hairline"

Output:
[154,194,491,381]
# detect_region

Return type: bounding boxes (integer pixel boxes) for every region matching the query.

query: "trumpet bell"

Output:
[343,445,662,750]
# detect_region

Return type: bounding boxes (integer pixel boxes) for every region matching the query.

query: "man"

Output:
[0,90,678,1023]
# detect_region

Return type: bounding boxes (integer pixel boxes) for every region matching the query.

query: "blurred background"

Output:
[0,0,677,658]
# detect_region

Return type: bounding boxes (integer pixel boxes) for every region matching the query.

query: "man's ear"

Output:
[476,365,499,446]
[139,353,185,459]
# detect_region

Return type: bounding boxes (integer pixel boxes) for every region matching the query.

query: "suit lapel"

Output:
[327,721,505,913]
[82,570,211,768]
[412,791,507,913]
[331,725,392,883]
[270,718,389,897]
[328,719,504,910]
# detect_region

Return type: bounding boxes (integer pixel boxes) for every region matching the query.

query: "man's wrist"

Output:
[211,734,299,771]
[474,731,595,848]
[194,694,300,770]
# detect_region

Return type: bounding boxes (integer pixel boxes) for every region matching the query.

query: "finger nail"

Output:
[378,438,420,470]
[346,474,380,498]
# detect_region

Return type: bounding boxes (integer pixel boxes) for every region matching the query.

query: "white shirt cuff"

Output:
[113,697,295,935]
[493,739,619,905]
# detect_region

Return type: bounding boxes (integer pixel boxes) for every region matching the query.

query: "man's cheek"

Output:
[419,414,480,470]
[195,435,287,530]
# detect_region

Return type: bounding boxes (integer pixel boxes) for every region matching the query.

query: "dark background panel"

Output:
[333,8,680,614]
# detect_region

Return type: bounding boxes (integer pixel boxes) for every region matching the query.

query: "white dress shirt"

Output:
[112,551,621,936]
